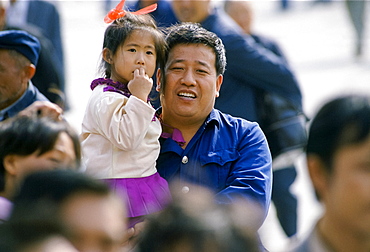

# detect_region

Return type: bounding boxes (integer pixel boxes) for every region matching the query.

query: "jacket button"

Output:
[182,156,188,164]
[182,186,190,194]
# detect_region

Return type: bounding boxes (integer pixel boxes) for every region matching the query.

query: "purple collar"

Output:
[91,78,131,98]
[157,115,186,147]
[161,128,186,147]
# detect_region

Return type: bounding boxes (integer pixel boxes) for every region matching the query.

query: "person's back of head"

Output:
[11,169,128,252]
[136,183,262,252]
[306,94,370,172]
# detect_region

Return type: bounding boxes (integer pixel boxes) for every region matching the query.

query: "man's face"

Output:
[226,1,253,35]
[158,44,222,125]
[0,49,28,110]
[60,192,128,252]
[319,135,370,237]
[171,0,211,23]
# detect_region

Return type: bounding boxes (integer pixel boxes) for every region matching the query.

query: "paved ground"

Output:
[58,1,370,251]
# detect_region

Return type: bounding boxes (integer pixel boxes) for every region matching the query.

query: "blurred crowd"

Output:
[0,1,369,252]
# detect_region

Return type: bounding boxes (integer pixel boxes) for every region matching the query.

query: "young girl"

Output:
[81,5,171,226]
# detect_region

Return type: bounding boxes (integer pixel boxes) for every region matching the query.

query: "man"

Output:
[0,1,66,109]
[288,94,370,251]
[170,0,302,123]
[224,0,304,238]
[155,22,272,228]
[0,29,54,121]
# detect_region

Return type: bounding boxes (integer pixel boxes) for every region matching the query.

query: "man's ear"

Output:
[156,68,162,92]
[19,64,36,86]
[25,64,36,79]
[3,155,19,176]
[307,154,330,201]
[102,48,113,64]
[215,74,223,97]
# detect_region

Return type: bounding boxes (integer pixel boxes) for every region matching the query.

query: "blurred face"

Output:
[157,44,222,125]
[171,0,211,23]
[60,193,127,252]
[22,236,79,252]
[108,30,157,84]
[226,1,253,34]
[319,135,370,237]
[0,49,29,110]
[6,132,77,183]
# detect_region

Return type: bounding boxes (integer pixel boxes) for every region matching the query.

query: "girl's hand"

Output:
[128,68,153,102]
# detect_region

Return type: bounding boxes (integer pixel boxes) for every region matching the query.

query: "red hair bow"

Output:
[104,0,158,24]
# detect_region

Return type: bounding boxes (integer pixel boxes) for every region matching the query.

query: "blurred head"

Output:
[0,115,81,198]
[0,192,78,252]
[171,0,213,23]
[224,0,253,34]
[156,23,225,124]
[11,170,128,252]
[136,183,262,252]
[306,94,370,238]
[100,13,165,82]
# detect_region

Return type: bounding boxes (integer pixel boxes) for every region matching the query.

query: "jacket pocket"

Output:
[199,148,239,167]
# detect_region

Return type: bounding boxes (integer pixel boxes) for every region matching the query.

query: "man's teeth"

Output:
[178,92,195,98]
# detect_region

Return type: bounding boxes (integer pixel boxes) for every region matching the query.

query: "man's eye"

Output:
[171,67,183,70]
[197,69,208,74]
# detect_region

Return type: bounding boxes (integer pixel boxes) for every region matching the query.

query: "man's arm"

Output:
[215,122,272,227]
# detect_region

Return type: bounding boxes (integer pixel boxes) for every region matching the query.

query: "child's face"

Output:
[110,30,157,84]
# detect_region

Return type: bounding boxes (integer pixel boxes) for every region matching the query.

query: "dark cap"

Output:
[0,30,41,66]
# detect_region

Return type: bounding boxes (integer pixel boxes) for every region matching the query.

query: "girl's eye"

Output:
[146,51,154,55]
[128,48,136,52]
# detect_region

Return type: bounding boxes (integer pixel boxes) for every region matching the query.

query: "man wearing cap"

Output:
[0,29,51,122]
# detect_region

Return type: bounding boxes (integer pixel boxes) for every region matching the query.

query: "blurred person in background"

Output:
[224,0,306,238]
[0,29,51,121]
[6,0,64,73]
[136,182,263,252]
[345,0,366,57]
[127,0,178,28]
[0,0,66,109]
[0,199,78,252]
[288,94,370,252]
[0,115,81,222]
[10,169,129,252]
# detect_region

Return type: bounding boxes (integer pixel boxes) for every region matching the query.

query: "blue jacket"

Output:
[156,109,272,218]
[127,0,178,28]
[0,82,49,122]
[203,8,302,122]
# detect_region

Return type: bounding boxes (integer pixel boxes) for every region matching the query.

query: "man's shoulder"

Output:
[211,109,259,129]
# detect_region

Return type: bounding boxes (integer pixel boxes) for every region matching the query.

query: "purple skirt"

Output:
[102,172,171,218]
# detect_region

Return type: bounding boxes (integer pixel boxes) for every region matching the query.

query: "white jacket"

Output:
[81,85,161,179]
